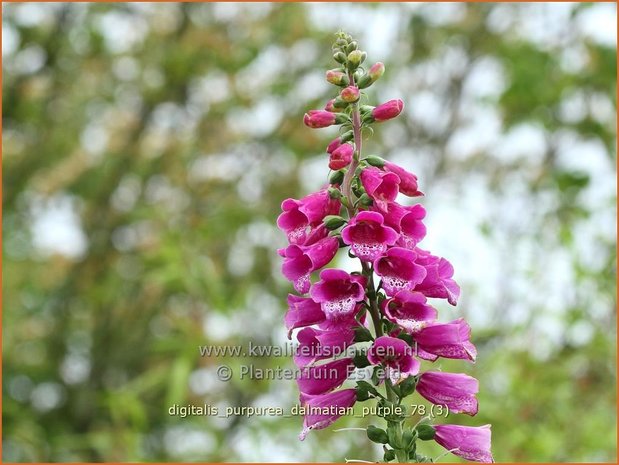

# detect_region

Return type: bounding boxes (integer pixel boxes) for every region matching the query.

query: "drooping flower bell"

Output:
[414,318,477,362]
[381,290,437,333]
[373,247,427,296]
[277,190,340,245]
[415,248,461,305]
[310,269,367,321]
[360,167,400,210]
[298,389,357,441]
[416,371,479,416]
[279,236,339,294]
[293,326,355,368]
[433,424,494,463]
[297,357,354,395]
[341,210,398,261]
[367,336,420,384]
[284,294,326,338]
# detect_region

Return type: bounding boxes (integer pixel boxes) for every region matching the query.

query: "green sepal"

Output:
[416,424,436,441]
[367,425,389,444]
[323,215,347,230]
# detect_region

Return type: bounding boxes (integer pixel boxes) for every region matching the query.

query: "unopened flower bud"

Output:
[357,74,372,89]
[326,69,349,86]
[329,169,345,185]
[304,110,337,128]
[346,41,358,53]
[329,143,354,170]
[328,187,342,199]
[326,137,343,154]
[304,111,350,128]
[347,50,364,70]
[324,99,343,113]
[365,155,386,168]
[323,215,347,230]
[368,62,385,82]
[372,99,404,122]
[333,97,348,109]
[340,130,354,143]
[333,51,347,64]
[340,86,360,103]
[358,193,374,206]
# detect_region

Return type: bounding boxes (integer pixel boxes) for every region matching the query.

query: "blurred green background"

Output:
[2,2,617,462]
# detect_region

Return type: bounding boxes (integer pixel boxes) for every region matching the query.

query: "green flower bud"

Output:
[340,130,354,143]
[333,51,347,64]
[334,113,351,125]
[357,74,372,89]
[323,215,347,230]
[347,50,364,70]
[333,97,349,109]
[346,41,358,53]
[365,155,385,168]
[383,449,396,462]
[367,425,389,444]
[329,169,345,185]
[327,187,342,199]
[358,193,373,206]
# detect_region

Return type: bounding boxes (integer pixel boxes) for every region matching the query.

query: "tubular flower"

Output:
[414,318,477,362]
[298,389,357,440]
[341,210,398,261]
[277,190,340,245]
[360,166,400,210]
[417,371,479,415]
[374,247,427,296]
[329,143,354,170]
[381,290,437,333]
[434,424,494,463]
[310,269,367,320]
[367,336,420,383]
[279,236,339,294]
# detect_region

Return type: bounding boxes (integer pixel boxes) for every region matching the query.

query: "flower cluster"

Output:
[277,32,492,463]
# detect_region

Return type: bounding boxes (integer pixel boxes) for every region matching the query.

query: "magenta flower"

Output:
[340,86,360,103]
[329,143,354,170]
[367,336,420,383]
[277,190,340,245]
[381,290,437,333]
[304,110,337,128]
[383,161,423,197]
[279,236,339,294]
[434,424,493,463]
[341,211,398,261]
[310,269,367,320]
[372,99,404,122]
[297,357,353,395]
[284,294,326,338]
[379,203,427,249]
[417,371,479,416]
[294,327,355,368]
[374,247,427,296]
[414,318,477,362]
[415,249,461,305]
[326,137,342,154]
[298,389,357,440]
[360,167,400,210]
